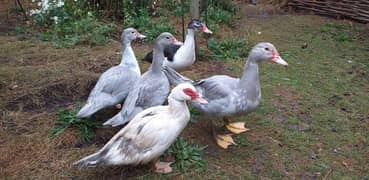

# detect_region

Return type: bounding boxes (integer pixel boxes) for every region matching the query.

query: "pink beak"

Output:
[201,23,213,34]
[193,96,208,104]
[272,56,288,66]
[172,37,183,45]
[271,51,288,66]
[136,32,146,39]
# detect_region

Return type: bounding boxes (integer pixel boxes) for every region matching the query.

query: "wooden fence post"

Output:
[190,0,200,60]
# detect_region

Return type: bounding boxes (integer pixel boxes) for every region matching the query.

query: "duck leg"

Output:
[115,104,122,109]
[153,160,173,174]
[212,119,236,149]
[223,118,250,134]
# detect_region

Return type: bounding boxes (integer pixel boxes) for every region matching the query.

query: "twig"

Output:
[322,169,333,180]
[15,0,28,20]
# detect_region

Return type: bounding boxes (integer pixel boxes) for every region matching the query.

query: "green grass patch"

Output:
[168,137,207,172]
[52,102,100,142]
[207,38,249,60]
[189,105,201,123]
[319,22,355,42]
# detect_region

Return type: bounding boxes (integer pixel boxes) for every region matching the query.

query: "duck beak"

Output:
[136,32,146,39]
[176,41,184,45]
[271,51,288,66]
[201,23,213,34]
[172,37,183,45]
[194,96,208,104]
[272,56,288,66]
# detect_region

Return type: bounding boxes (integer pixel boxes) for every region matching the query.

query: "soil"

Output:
[1,2,369,179]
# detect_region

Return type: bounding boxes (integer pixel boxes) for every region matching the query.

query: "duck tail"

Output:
[103,112,128,127]
[76,103,97,118]
[77,96,115,118]
[73,151,103,168]
[163,66,193,86]
[77,103,104,118]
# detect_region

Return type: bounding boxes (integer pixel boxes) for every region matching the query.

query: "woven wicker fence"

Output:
[288,0,369,23]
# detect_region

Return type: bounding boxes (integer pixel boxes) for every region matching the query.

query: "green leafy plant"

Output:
[52,103,100,142]
[189,105,201,123]
[14,25,32,40]
[207,38,249,60]
[168,137,207,172]
[209,0,238,14]
[207,5,233,25]
[15,25,31,35]
[32,0,115,48]
[123,8,175,42]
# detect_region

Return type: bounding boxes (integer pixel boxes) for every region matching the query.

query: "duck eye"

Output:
[264,47,270,51]
[166,36,170,39]
[131,31,135,34]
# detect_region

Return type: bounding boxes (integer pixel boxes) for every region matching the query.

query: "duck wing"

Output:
[191,76,239,115]
[74,106,173,168]
[163,44,181,62]
[103,72,170,127]
[194,75,238,101]
[77,66,139,117]
[143,44,181,63]
[163,66,193,86]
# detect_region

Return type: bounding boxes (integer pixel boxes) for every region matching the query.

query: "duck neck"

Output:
[119,42,141,74]
[168,97,190,120]
[183,29,195,48]
[239,55,260,98]
[151,45,165,74]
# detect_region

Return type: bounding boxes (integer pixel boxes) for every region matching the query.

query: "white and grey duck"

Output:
[103,32,182,127]
[73,83,207,173]
[143,19,212,70]
[77,28,145,118]
[164,42,288,148]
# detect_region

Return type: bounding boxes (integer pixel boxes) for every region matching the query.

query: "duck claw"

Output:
[225,122,250,134]
[216,134,236,149]
[115,104,122,109]
[154,161,173,174]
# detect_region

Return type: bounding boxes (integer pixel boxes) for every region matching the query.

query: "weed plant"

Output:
[123,8,175,42]
[207,38,249,60]
[168,137,207,172]
[52,103,100,142]
[31,0,115,48]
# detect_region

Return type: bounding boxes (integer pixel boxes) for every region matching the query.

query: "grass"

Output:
[207,38,249,60]
[319,22,355,42]
[168,138,207,172]
[189,105,201,123]
[1,4,368,179]
[52,102,100,142]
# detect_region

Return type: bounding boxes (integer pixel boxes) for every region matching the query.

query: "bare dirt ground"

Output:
[1,2,369,179]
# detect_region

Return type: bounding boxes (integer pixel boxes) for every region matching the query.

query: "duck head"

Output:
[121,27,146,44]
[155,32,182,48]
[188,19,213,34]
[249,42,288,66]
[170,83,208,104]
